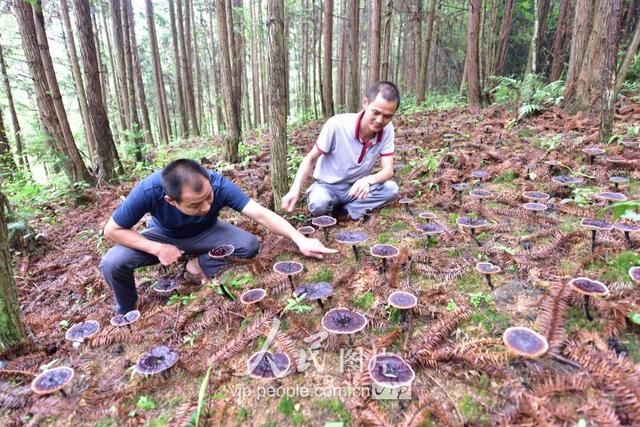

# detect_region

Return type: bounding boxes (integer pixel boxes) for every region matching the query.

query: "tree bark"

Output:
[100,0,124,144]
[110,0,131,131]
[380,0,392,81]
[145,0,171,144]
[494,0,515,75]
[0,108,17,176]
[526,0,551,74]
[322,0,334,117]
[549,0,573,81]
[564,0,595,104]
[191,1,204,127]
[250,0,262,125]
[0,192,27,350]
[614,16,640,95]
[177,0,199,136]
[417,0,437,104]
[267,0,289,211]
[60,0,97,163]
[0,44,25,169]
[368,0,382,86]
[74,0,121,181]
[169,0,189,138]
[466,0,482,107]
[120,0,143,161]
[215,0,241,162]
[346,0,360,112]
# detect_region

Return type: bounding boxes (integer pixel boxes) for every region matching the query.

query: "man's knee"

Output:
[381,180,399,200]
[236,234,260,258]
[99,251,121,280]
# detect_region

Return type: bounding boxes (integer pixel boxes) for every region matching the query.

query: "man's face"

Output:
[361,93,398,135]
[165,176,214,216]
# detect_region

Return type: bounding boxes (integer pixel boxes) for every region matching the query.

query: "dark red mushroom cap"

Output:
[65,320,100,342]
[580,218,613,231]
[294,282,334,301]
[297,226,316,235]
[418,211,437,220]
[614,223,640,233]
[398,197,414,205]
[594,192,628,202]
[475,262,501,275]
[552,175,582,185]
[273,261,304,276]
[568,277,609,296]
[31,366,75,395]
[208,244,235,258]
[368,353,415,389]
[387,291,417,309]
[135,346,179,375]
[415,222,445,234]
[240,288,267,305]
[311,215,337,228]
[334,230,369,245]
[322,307,368,334]
[522,202,547,212]
[582,147,605,156]
[452,183,469,192]
[609,176,629,184]
[503,327,549,358]
[370,244,400,258]
[469,189,493,198]
[471,170,490,179]
[153,277,179,294]
[110,310,141,327]
[247,350,291,380]
[456,217,489,229]
[522,191,550,201]
[629,267,640,283]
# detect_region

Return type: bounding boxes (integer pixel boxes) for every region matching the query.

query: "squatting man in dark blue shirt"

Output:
[100,158,336,314]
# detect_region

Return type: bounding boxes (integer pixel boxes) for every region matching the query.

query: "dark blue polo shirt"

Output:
[112,170,250,238]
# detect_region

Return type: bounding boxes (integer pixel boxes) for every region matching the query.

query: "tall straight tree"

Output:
[249,0,262,125]
[346,0,360,112]
[322,0,334,117]
[0,192,27,350]
[493,0,515,75]
[74,0,120,181]
[368,0,382,86]
[267,0,288,210]
[549,0,573,81]
[526,0,551,74]
[0,44,25,169]
[215,0,241,162]
[417,0,437,104]
[125,0,154,147]
[380,0,392,81]
[14,0,92,183]
[60,0,97,163]
[145,0,171,144]
[0,109,16,176]
[110,0,130,131]
[169,0,188,138]
[335,0,347,111]
[466,0,482,107]
[614,15,640,95]
[177,0,199,136]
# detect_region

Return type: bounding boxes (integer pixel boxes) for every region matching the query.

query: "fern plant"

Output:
[489,74,565,120]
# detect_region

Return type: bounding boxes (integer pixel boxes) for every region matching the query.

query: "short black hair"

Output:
[366,81,401,110]
[161,159,209,202]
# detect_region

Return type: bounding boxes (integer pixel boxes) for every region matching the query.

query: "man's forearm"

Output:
[253,207,303,244]
[366,168,394,185]
[105,228,162,256]
[290,156,315,194]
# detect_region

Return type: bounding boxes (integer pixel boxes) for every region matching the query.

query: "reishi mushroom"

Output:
[30,366,75,397]
[247,350,291,380]
[503,327,549,358]
[273,261,304,291]
[311,216,337,241]
[580,218,613,252]
[456,216,489,246]
[240,288,267,311]
[334,230,369,261]
[322,307,368,346]
[294,282,334,311]
[475,262,501,290]
[65,320,100,345]
[134,346,179,376]
[370,244,400,274]
[568,277,609,321]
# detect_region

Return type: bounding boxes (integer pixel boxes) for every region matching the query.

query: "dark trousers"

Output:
[99,220,260,313]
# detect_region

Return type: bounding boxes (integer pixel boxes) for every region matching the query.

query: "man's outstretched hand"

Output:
[348,178,371,200]
[281,191,299,212]
[154,243,184,265]
[296,236,338,259]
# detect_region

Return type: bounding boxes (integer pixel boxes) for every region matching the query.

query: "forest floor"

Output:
[2,98,640,427]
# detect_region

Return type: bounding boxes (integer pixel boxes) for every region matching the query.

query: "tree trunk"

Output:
[335,0,346,111]
[60,0,97,163]
[0,109,17,176]
[227,0,243,133]
[346,0,360,112]
[215,0,241,162]
[615,16,640,95]
[169,0,189,138]
[417,0,437,104]
[526,0,551,74]
[564,0,595,104]
[0,192,27,350]
[32,0,92,183]
[494,0,515,75]
[0,44,26,169]
[110,0,131,131]
[380,0,392,81]
[190,0,204,127]
[120,0,143,161]
[177,0,199,136]
[322,0,334,117]
[250,0,262,125]
[368,0,382,86]
[466,0,482,107]
[100,0,124,145]
[145,0,171,144]
[207,5,224,133]
[74,0,120,181]
[549,0,573,81]
[267,0,288,211]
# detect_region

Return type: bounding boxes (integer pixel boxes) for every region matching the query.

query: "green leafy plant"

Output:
[283,294,313,314]
[469,292,494,308]
[136,395,156,411]
[167,293,197,306]
[222,273,255,289]
[489,74,564,120]
[353,291,375,311]
[183,331,201,348]
[446,299,459,311]
[606,200,640,222]
[195,367,211,427]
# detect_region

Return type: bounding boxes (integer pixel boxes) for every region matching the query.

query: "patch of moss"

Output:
[237,407,249,423]
[456,272,486,293]
[309,267,334,283]
[469,307,511,334]
[559,217,579,234]
[492,171,519,184]
[377,232,392,244]
[604,251,640,282]
[143,415,170,427]
[95,418,116,427]
[278,396,295,416]
[459,394,489,424]
[353,291,376,311]
[391,221,408,232]
[565,306,601,334]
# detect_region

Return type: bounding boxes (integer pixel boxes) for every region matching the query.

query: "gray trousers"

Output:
[306,180,399,219]
[99,220,260,313]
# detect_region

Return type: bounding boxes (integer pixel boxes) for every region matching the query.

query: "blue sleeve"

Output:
[111,181,152,229]
[218,175,251,212]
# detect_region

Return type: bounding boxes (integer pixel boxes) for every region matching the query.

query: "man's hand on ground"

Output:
[296,237,338,259]
[154,243,184,265]
[281,191,299,212]
[348,178,371,200]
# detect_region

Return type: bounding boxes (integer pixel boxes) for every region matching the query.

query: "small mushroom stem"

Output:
[323,228,329,242]
[59,389,68,398]
[589,155,594,165]
[614,182,619,191]
[317,299,325,312]
[591,230,597,252]
[583,295,593,321]
[484,274,494,290]
[381,258,388,274]
[470,229,481,246]
[624,231,632,249]
[405,205,414,216]
[402,312,414,351]
[347,334,354,347]
[287,275,295,291]
[351,245,359,261]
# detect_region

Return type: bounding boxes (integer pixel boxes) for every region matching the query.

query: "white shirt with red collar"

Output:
[312,111,394,185]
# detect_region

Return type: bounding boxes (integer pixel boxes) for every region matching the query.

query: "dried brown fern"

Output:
[535,280,570,352]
